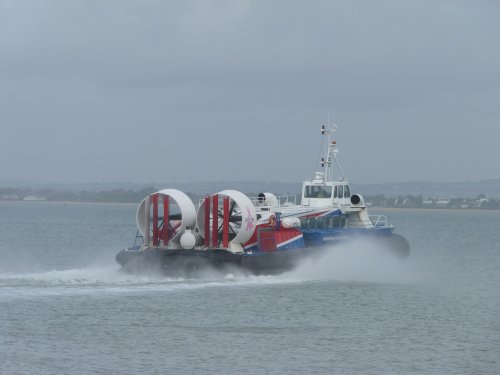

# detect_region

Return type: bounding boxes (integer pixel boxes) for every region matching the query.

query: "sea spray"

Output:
[284,238,420,284]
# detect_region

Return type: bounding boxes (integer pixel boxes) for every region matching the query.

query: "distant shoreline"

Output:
[1,200,499,212]
[369,207,500,213]
[0,200,136,206]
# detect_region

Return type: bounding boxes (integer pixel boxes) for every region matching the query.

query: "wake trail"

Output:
[0,239,421,302]
[0,264,292,301]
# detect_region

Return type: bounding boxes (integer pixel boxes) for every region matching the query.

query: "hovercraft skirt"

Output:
[116,246,322,276]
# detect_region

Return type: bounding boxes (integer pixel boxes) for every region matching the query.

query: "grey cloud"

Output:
[1,0,499,184]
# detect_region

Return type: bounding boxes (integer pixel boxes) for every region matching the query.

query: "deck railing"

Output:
[249,194,297,208]
[198,194,297,209]
[369,215,389,227]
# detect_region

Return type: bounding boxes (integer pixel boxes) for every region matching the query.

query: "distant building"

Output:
[2,194,19,200]
[436,199,450,208]
[23,195,47,201]
[477,198,488,208]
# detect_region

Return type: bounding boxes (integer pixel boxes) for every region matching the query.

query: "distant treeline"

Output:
[1,187,500,209]
[1,187,158,203]
[365,194,500,210]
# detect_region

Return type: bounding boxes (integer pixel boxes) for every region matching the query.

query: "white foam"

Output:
[0,240,421,303]
[0,265,156,285]
[0,263,294,302]
[283,238,420,284]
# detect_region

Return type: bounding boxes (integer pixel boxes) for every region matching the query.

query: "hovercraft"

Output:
[116,124,410,276]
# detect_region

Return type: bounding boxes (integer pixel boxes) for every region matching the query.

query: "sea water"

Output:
[0,202,499,374]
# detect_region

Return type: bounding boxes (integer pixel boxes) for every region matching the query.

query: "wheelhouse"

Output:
[300,172,351,207]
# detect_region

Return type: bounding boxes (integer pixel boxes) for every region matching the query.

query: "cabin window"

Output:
[300,218,308,229]
[308,218,316,229]
[344,185,350,198]
[304,185,332,198]
[332,216,340,228]
[334,186,337,198]
[338,185,344,198]
[325,216,335,229]
[316,217,325,229]
[340,216,347,227]
[324,216,331,228]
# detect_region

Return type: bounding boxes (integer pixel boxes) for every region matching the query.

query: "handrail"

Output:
[369,215,388,227]
[248,194,297,207]
[198,194,297,208]
[133,229,144,249]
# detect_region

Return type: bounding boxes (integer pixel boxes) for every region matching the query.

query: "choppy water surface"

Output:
[0,202,499,374]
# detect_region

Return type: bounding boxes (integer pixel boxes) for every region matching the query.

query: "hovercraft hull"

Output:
[116,233,409,277]
[116,247,322,276]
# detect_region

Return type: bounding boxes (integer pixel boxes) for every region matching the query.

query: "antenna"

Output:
[320,122,343,181]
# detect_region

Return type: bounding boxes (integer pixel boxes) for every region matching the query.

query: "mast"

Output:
[320,124,345,182]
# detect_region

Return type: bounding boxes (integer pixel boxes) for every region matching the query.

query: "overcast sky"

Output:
[1,0,499,185]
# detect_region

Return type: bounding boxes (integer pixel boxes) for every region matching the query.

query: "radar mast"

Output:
[320,123,345,182]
